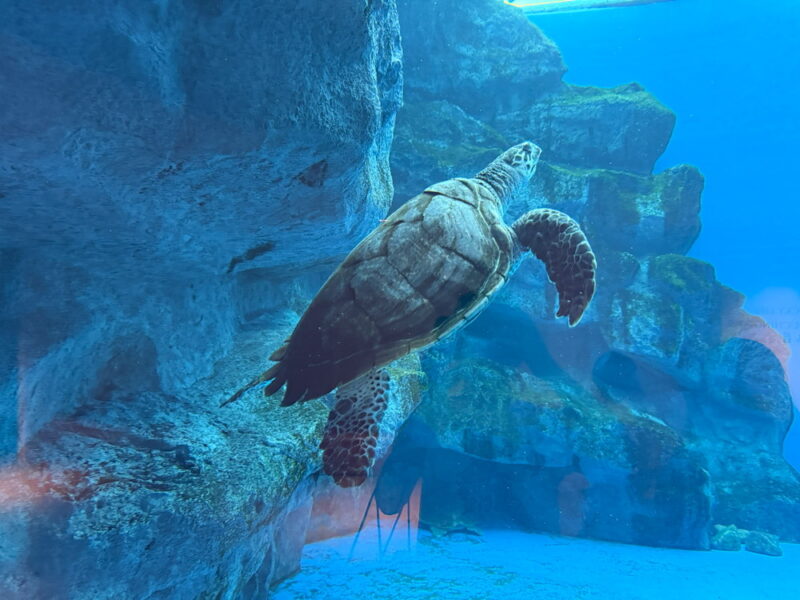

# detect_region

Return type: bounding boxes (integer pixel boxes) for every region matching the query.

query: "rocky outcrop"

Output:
[497,83,676,175]
[2,0,797,596]
[390,100,510,204]
[711,524,783,556]
[0,0,406,597]
[396,0,565,120]
[385,0,800,549]
[1,0,403,451]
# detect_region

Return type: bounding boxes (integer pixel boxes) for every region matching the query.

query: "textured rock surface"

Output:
[711,524,746,551]
[2,0,798,595]
[396,0,565,120]
[1,0,402,450]
[390,100,509,205]
[695,339,800,540]
[386,0,800,548]
[710,524,784,556]
[0,0,406,596]
[396,340,712,548]
[497,83,676,175]
[744,530,783,557]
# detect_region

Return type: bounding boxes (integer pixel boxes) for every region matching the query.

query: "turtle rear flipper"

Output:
[320,368,390,487]
[513,208,597,326]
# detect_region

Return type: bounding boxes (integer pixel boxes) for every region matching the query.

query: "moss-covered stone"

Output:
[709,525,783,556]
[649,254,715,295]
[558,166,704,257]
[403,343,712,548]
[656,165,704,246]
[397,102,509,166]
[415,352,629,466]
[607,289,683,359]
[711,524,745,551]
[587,169,645,227]
[745,530,783,556]
[497,82,675,175]
[530,162,593,213]
[390,100,510,204]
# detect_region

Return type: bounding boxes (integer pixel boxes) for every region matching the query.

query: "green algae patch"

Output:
[586,169,646,227]
[386,353,428,417]
[656,165,704,218]
[416,354,629,466]
[533,162,597,210]
[649,254,716,294]
[557,82,672,114]
[533,161,703,256]
[654,165,704,250]
[394,101,508,171]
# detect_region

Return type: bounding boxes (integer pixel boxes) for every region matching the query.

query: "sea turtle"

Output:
[224,141,597,487]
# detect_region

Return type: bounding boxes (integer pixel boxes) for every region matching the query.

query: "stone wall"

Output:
[0,0,406,596]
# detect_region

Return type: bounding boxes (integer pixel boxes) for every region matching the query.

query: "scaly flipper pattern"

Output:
[320,368,390,487]
[513,208,597,326]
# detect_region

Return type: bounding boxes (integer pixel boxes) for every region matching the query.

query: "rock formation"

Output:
[387,0,800,549]
[1,0,798,596]
[0,0,408,596]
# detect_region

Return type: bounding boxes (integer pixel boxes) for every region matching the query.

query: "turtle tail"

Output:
[512,208,597,326]
[220,340,290,407]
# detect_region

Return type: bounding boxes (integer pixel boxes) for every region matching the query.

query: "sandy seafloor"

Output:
[272,529,798,599]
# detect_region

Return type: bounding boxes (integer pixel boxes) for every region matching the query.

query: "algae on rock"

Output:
[388,0,800,548]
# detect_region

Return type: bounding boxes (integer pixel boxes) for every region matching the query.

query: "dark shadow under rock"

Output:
[380,422,711,549]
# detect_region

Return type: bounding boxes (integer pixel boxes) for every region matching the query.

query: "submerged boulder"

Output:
[744,530,783,557]
[711,524,746,551]
[710,524,784,557]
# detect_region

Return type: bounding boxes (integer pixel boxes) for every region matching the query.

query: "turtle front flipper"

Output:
[320,368,390,487]
[513,208,597,326]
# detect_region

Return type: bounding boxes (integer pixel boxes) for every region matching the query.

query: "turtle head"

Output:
[499,141,541,178]
[476,141,542,202]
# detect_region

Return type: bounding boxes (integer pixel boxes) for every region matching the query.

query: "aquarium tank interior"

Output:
[1,0,799,598]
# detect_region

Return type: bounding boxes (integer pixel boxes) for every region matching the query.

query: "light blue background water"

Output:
[531,0,800,467]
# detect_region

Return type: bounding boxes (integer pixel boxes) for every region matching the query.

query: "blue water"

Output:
[531,0,800,468]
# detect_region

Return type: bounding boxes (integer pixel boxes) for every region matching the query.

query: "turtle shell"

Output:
[274,177,515,405]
